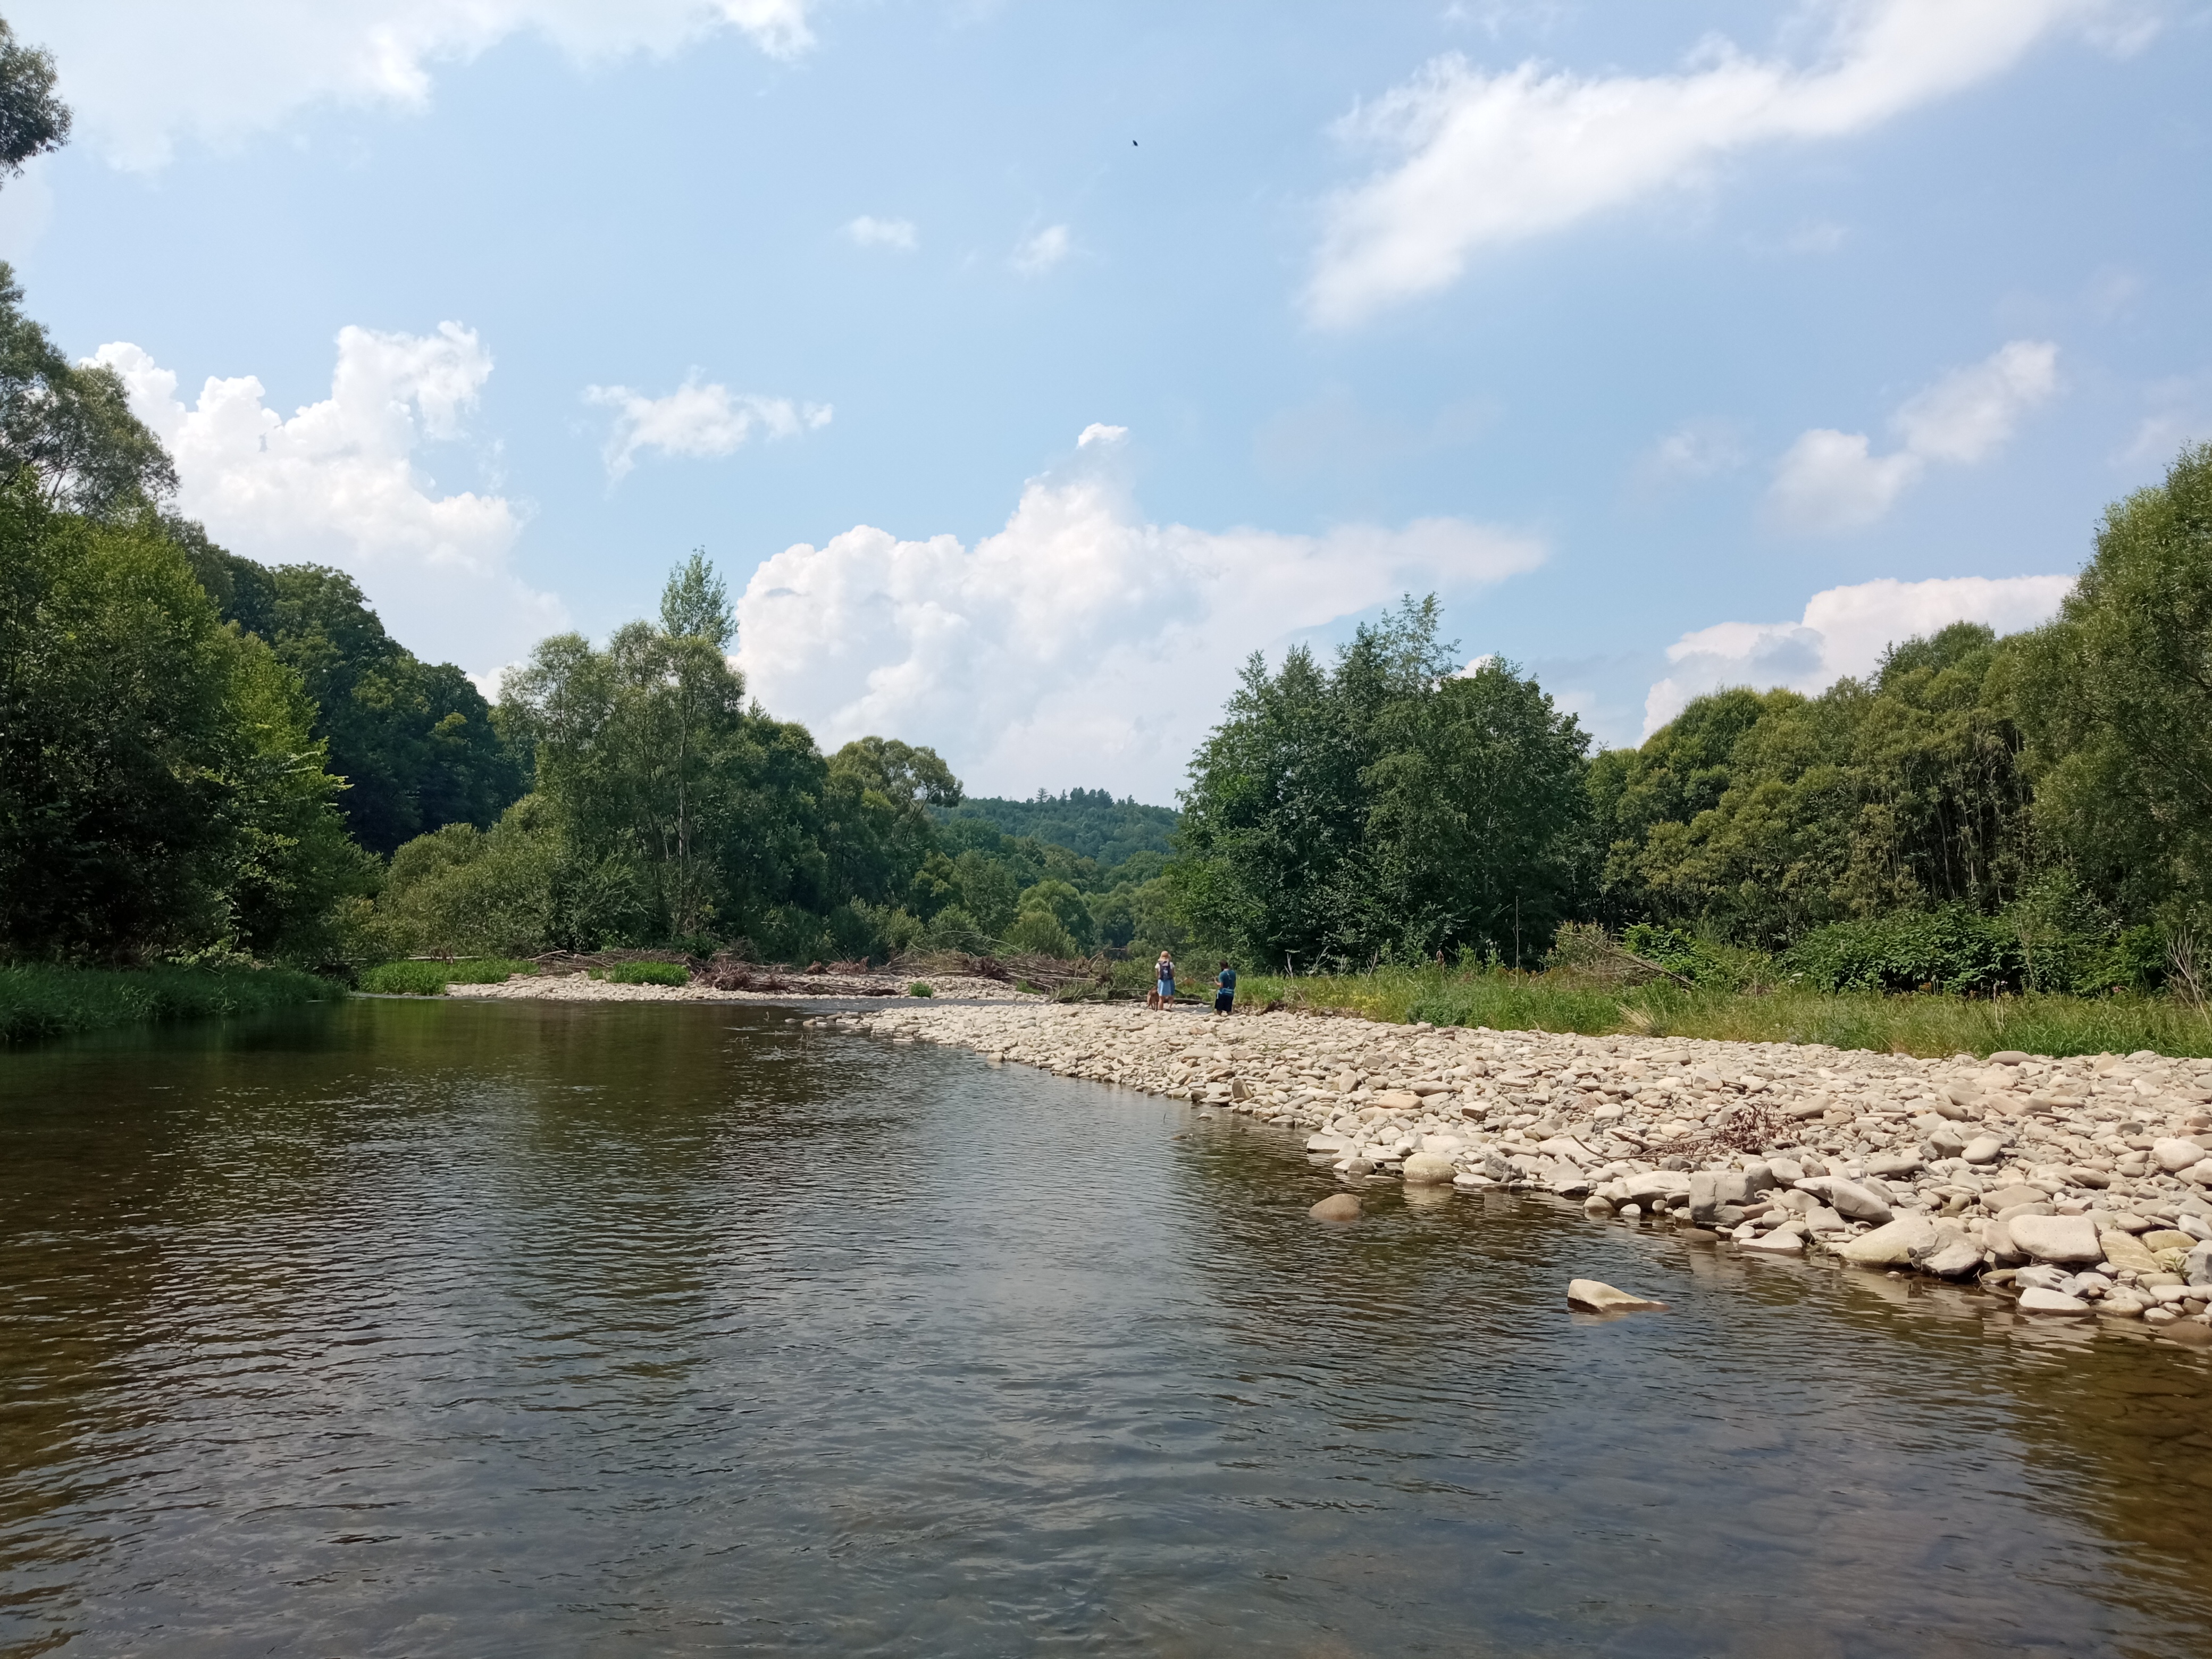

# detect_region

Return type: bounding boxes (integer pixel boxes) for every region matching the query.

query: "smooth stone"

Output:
[2017,1287,2092,1314]
[1306,1133,1348,1153]
[2098,1295,2150,1318]
[1804,1204,1849,1233]
[1990,1050,2030,1066]
[1766,1158,1806,1184]
[1962,1135,2004,1165]
[1401,1151,1458,1185]
[1309,1193,1362,1222]
[2009,1213,2104,1264]
[1687,1171,1721,1225]
[1836,1214,1941,1267]
[1567,1279,1669,1314]
[1867,1152,1923,1179]
[2141,1229,2197,1253]
[1739,1229,1805,1254]
[1917,1234,1987,1277]
[2154,1137,2208,1172]
[1805,1178,1892,1224]
[1340,1158,1375,1177]
[2185,1241,2212,1288]
[1370,1090,1422,1112]
[2099,1229,2161,1274]
[1987,1183,2050,1212]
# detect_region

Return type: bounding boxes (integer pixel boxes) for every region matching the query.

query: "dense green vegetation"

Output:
[933,789,1176,864]
[0,963,340,1042]
[358,958,535,996]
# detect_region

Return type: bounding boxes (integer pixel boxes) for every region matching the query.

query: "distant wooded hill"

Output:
[932,789,1178,864]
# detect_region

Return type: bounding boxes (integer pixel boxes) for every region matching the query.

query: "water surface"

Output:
[3,999,2209,1656]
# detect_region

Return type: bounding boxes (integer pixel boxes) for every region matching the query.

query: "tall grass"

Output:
[0,963,341,1043]
[590,961,688,986]
[359,958,537,996]
[1228,965,2212,1059]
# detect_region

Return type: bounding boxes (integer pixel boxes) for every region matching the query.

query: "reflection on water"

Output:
[3,999,2209,1656]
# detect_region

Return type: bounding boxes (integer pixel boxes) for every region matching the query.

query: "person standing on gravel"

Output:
[1155,951,1176,1009]
[1213,960,1236,1016]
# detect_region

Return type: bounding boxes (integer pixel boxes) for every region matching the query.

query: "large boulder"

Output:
[2007,1213,2103,1264]
[1309,1193,1362,1222]
[1687,1172,1722,1225]
[1401,1151,1457,1185]
[1913,1229,1986,1278]
[1800,1177,1892,1224]
[1835,1213,1940,1268]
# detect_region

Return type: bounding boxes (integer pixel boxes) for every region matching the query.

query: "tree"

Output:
[0,263,178,518]
[0,19,68,178]
[2016,442,2212,929]
[0,485,371,961]
[1173,597,1588,965]
[1356,659,1593,964]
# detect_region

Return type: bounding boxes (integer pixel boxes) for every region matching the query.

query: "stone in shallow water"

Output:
[1567,1279,1669,1313]
[1739,1230,1804,1254]
[2017,1287,2092,1314]
[1401,1151,1457,1185]
[1915,1234,1985,1278]
[1836,1214,1940,1267]
[1309,1193,1362,1222]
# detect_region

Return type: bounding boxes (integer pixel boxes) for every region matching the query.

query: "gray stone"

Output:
[1985,1218,2025,1265]
[1306,1133,1349,1153]
[2154,1137,2207,1172]
[1622,1170,1693,1203]
[1805,1178,1892,1224]
[1739,1229,1805,1254]
[1767,1158,1806,1184]
[1567,1279,1669,1313]
[1310,1193,1362,1221]
[1836,1213,1941,1267]
[1688,1171,1721,1224]
[1914,1230,1985,1278]
[2017,1286,2092,1314]
[1868,1152,1923,1179]
[1990,1050,2031,1066]
[2186,1241,2212,1288]
[1928,1127,1968,1158]
[1987,1183,2049,1211]
[2016,1264,2074,1291]
[1804,1204,1848,1233]
[1402,1151,1457,1185]
[1962,1135,2004,1165]
[2008,1213,2103,1264]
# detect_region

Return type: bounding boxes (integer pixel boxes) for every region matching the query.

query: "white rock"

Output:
[2017,1287,2092,1314]
[1836,1214,1940,1267]
[2007,1213,2104,1264]
[1962,1135,2003,1164]
[1566,1279,1668,1313]
[1401,1151,1457,1185]
[1739,1230,1805,1254]
[2154,1137,2207,1172]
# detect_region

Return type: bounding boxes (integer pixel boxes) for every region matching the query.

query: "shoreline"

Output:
[818,999,2212,1344]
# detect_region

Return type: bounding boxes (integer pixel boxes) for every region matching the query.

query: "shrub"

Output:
[909,981,935,998]
[592,960,688,986]
[0,963,341,1042]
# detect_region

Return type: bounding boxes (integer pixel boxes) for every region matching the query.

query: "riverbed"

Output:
[4,997,2210,1655]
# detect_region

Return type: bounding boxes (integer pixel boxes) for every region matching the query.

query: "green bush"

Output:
[1,963,341,1042]
[359,958,533,995]
[909,981,935,998]
[592,960,688,986]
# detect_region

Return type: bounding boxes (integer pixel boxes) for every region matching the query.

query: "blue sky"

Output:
[5,1,2207,801]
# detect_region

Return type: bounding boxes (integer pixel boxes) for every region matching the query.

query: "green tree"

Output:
[2016,442,2212,930]
[0,263,177,518]
[0,487,371,961]
[0,19,69,178]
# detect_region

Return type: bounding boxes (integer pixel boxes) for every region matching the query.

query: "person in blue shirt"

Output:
[1154,951,1176,1009]
[1214,960,1236,1015]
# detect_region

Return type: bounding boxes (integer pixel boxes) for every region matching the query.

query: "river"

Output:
[3,998,2209,1655]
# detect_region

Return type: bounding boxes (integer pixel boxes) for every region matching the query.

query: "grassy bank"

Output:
[1220,965,2212,1060]
[0,963,343,1043]
[358,958,537,996]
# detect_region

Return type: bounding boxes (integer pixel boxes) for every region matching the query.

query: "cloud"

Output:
[1012,224,1072,276]
[1769,339,2057,532]
[732,426,1547,800]
[844,215,918,251]
[1638,419,1748,487]
[583,374,832,480]
[94,324,564,672]
[1306,0,2097,324]
[1641,572,2074,734]
[16,0,816,167]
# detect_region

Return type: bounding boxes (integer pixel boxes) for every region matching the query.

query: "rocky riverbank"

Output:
[819,1001,2212,1339]
[446,968,1037,1004]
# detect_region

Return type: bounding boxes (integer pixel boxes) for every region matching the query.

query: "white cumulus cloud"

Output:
[1641,572,2074,734]
[94,324,564,673]
[1012,224,1072,277]
[1307,0,2099,325]
[1770,340,2057,532]
[14,0,816,167]
[584,374,832,480]
[733,427,1547,800]
[844,215,918,251]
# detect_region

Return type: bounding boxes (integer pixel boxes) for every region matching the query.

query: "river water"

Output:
[3,999,2209,1656]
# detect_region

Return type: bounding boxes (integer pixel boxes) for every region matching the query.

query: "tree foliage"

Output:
[1173,598,1591,967]
[0,19,68,178]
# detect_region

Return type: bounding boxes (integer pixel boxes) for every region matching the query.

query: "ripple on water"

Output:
[2,997,2208,1657]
